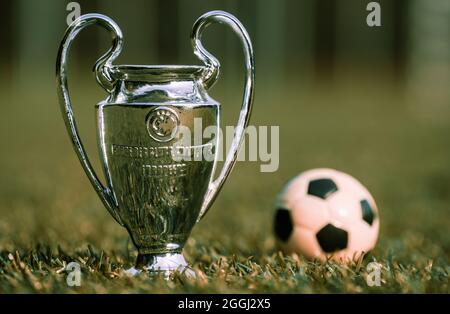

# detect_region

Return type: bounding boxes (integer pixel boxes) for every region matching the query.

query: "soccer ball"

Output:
[274,168,379,262]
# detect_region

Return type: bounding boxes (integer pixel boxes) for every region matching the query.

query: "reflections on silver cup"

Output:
[57,10,254,277]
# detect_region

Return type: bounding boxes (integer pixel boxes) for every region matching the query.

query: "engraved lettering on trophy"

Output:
[111,143,213,161]
[142,163,187,177]
[111,144,172,159]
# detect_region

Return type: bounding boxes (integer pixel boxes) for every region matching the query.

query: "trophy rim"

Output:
[110,65,205,81]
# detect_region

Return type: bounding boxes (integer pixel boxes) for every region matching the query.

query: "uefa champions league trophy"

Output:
[56,11,254,276]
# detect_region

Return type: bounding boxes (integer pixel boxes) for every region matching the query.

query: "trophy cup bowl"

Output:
[57,11,254,277]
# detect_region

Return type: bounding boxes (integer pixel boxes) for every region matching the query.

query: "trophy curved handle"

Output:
[192,11,255,221]
[56,14,124,226]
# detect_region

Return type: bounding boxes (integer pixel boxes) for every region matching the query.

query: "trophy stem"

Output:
[125,252,195,278]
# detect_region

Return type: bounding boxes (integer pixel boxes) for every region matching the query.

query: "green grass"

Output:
[0,73,449,293]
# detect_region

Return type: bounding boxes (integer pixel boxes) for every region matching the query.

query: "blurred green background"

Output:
[0,0,449,292]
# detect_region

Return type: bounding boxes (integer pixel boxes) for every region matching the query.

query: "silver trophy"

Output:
[56,11,254,276]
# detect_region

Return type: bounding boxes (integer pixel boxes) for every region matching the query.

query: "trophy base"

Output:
[125,253,195,278]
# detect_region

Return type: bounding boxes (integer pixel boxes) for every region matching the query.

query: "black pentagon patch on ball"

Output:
[307,178,338,199]
[360,199,376,226]
[274,208,293,242]
[316,224,348,253]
